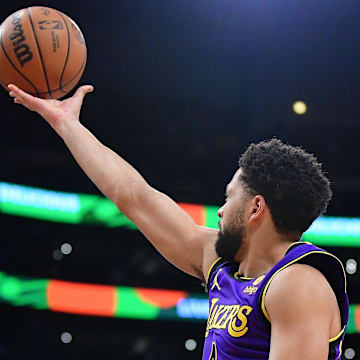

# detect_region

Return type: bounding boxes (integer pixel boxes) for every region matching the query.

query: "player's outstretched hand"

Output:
[8,84,94,133]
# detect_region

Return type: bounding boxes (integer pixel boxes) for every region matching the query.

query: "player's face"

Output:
[215,169,248,261]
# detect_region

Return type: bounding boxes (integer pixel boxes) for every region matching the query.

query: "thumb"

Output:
[73,85,94,102]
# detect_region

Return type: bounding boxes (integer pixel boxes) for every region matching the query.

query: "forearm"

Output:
[8,84,216,278]
[57,120,147,206]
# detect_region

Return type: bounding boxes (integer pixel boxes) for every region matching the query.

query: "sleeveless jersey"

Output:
[203,242,349,360]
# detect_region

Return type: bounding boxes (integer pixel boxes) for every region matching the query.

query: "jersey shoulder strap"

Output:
[257,241,348,332]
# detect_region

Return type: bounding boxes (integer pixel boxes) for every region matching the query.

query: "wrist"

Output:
[54,117,81,139]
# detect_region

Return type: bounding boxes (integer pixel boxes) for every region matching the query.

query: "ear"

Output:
[248,195,266,223]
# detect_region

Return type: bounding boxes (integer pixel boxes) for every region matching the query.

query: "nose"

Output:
[217,206,224,218]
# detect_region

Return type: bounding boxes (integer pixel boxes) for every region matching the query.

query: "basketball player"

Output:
[8,84,348,359]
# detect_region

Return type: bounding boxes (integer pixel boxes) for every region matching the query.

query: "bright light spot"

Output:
[346,259,357,275]
[185,339,197,351]
[60,332,72,344]
[133,337,148,354]
[344,348,355,359]
[52,249,63,261]
[293,101,307,115]
[61,243,72,255]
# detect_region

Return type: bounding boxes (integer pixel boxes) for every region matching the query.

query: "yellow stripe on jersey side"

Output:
[206,258,223,284]
[209,341,218,360]
[260,250,347,343]
[336,340,343,360]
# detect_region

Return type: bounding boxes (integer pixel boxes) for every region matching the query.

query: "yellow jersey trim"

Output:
[260,250,347,339]
[329,326,346,343]
[234,272,254,280]
[206,257,223,284]
[285,241,312,254]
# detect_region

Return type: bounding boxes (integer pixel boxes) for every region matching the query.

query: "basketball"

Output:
[0,7,87,99]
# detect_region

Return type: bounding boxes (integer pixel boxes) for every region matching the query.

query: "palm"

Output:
[8,84,94,129]
[39,96,83,123]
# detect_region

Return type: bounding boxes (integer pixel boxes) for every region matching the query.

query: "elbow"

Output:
[113,180,150,211]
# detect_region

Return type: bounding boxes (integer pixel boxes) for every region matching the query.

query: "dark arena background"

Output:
[1,0,360,359]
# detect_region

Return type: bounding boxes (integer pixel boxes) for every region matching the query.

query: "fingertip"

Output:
[8,84,20,92]
[83,85,94,95]
[85,85,94,93]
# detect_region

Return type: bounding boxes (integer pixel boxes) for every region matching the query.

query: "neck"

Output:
[236,228,299,278]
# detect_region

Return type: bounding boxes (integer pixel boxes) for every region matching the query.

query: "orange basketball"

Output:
[0,6,87,99]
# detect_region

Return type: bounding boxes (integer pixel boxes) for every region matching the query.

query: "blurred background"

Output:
[1,0,360,359]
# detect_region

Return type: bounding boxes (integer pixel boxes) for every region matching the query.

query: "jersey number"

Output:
[209,342,217,360]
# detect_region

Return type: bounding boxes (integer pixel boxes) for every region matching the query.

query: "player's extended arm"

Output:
[8,84,218,280]
[265,264,341,360]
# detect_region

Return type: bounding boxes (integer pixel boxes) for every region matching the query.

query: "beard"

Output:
[215,217,245,261]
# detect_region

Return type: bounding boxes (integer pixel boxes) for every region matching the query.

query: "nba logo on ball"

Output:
[38,20,64,30]
[0,6,87,99]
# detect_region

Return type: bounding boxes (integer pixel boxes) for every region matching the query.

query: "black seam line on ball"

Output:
[0,58,85,96]
[0,78,7,88]
[0,20,39,97]
[26,8,52,99]
[58,57,86,94]
[25,58,87,96]
[56,11,71,92]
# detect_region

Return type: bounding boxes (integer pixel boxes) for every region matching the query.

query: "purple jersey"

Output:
[203,242,349,360]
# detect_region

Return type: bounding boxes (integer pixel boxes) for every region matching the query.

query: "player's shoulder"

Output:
[265,263,335,313]
[269,263,327,289]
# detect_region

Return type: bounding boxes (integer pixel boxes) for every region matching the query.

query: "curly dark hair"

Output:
[238,139,332,234]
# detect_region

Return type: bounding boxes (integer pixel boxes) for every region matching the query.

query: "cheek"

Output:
[225,201,245,227]
[222,203,235,224]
